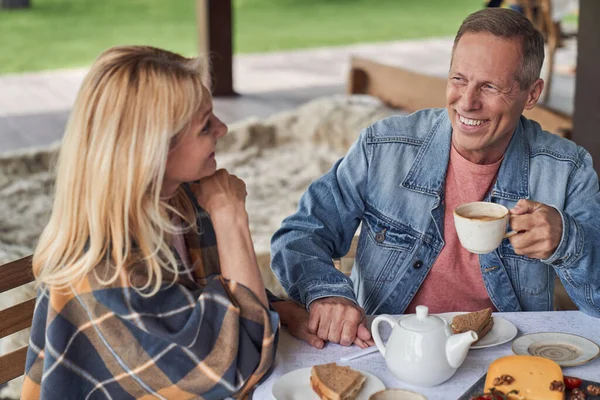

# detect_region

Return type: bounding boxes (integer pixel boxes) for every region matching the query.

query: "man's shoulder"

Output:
[520,116,584,164]
[365,108,447,142]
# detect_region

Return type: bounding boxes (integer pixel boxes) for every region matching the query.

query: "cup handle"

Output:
[371,314,397,358]
[505,214,518,238]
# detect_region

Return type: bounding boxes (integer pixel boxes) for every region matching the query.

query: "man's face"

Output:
[446,33,542,164]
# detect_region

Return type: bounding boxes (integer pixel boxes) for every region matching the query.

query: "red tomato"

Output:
[564,376,582,390]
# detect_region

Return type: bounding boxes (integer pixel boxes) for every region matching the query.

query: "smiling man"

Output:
[270,8,600,349]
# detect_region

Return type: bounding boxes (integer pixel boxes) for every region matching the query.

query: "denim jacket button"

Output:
[375,231,386,243]
[413,260,423,269]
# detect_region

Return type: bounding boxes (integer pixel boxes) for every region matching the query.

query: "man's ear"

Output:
[524,78,544,110]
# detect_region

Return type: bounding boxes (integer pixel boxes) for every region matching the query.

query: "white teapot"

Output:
[371,305,477,387]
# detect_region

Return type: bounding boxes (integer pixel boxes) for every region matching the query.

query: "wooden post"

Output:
[572,0,600,176]
[196,0,236,97]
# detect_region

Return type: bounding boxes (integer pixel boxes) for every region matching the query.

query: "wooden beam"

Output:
[0,298,36,339]
[573,0,600,176]
[0,346,28,385]
[196,0,236,97]
[0,255,34,294]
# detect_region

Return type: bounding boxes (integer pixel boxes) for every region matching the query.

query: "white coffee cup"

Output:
[453,202,516,254]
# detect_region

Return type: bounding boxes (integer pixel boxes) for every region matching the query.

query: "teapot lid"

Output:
[400,305,444,332]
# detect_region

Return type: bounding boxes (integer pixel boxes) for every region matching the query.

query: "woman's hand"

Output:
[193,169,247,216]
[273,300,325,349]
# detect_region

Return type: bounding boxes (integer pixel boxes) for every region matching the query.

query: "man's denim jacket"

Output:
[271,108,600,317]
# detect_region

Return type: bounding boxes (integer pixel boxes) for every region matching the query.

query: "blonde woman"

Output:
[22,45,289,399]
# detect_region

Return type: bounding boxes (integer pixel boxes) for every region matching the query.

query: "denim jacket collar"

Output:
[401,112,451,197]
[402,111,530,201]
[491,117,530,201]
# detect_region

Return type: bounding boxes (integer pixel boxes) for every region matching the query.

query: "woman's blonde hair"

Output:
[33,45,209,296]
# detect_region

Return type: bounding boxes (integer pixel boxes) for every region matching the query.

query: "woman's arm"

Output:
[193,169,268,307]
[210,209,268,307]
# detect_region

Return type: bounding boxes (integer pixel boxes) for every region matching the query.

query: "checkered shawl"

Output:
[22,185,280,399]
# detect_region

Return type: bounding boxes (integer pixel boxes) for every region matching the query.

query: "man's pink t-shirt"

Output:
[405,145,502,314]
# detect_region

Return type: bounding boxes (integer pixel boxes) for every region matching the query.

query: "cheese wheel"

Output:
[484,355,564,400]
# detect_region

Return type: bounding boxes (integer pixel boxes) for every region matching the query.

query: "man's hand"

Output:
[308,297,373,348]
[509,199,563,260]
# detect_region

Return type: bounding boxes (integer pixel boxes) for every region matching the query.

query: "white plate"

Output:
[271,367,385,400]
[438,312,518,349]
[512,332,600,366]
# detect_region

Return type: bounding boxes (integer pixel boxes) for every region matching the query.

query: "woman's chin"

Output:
[200,162,218,179]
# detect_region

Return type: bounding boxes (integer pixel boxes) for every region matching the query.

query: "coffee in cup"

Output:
[453,202,516,254]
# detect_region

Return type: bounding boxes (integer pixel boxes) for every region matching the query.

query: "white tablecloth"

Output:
[254,311,600,400]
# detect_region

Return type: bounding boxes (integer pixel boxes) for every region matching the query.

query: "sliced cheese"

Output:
[484,355,564,400]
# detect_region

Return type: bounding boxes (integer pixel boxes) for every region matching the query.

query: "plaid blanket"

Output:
[22,185,279,399]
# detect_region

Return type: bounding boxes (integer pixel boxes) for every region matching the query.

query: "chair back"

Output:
[0,255,35,385]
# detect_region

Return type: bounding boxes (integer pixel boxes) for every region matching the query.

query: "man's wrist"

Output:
[306,293,359,313]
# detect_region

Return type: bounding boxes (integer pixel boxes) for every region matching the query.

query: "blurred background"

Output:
[0,0,496,74]
[0,2,596,398]
[0,0,584,154]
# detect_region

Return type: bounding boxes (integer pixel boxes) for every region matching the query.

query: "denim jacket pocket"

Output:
[357,212,418,282]
[500,241,550,298]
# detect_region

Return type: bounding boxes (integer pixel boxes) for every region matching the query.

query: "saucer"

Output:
[512,332,600,366]
[271,367,385,400]
[438,312,518,349]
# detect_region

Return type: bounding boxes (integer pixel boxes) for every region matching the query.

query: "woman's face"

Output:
[163,94,227,197]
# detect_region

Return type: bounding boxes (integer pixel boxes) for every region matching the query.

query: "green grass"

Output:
[0,0,483,74]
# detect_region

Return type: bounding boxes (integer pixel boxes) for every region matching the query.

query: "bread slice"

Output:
[484,355,564,400]
[310,363,366,400]
[450,308,494,344]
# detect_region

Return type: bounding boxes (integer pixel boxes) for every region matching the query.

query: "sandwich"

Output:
[310,362,366,400]
[450,308,494,344]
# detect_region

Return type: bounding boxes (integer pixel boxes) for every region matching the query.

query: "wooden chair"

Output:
[333,236,359,276]
[0,255,35,386]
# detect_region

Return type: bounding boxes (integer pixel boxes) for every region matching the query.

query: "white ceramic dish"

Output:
[512,331,600,366]
[438,312,518,349]
[271,367,385,400]
[369,388,427,400]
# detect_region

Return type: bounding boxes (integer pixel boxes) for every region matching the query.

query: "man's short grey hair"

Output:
[452,8,545,89]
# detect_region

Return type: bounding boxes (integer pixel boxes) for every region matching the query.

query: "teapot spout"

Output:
[446,331,478,369]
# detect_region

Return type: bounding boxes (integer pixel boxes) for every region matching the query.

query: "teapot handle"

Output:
[371,314,397,357]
